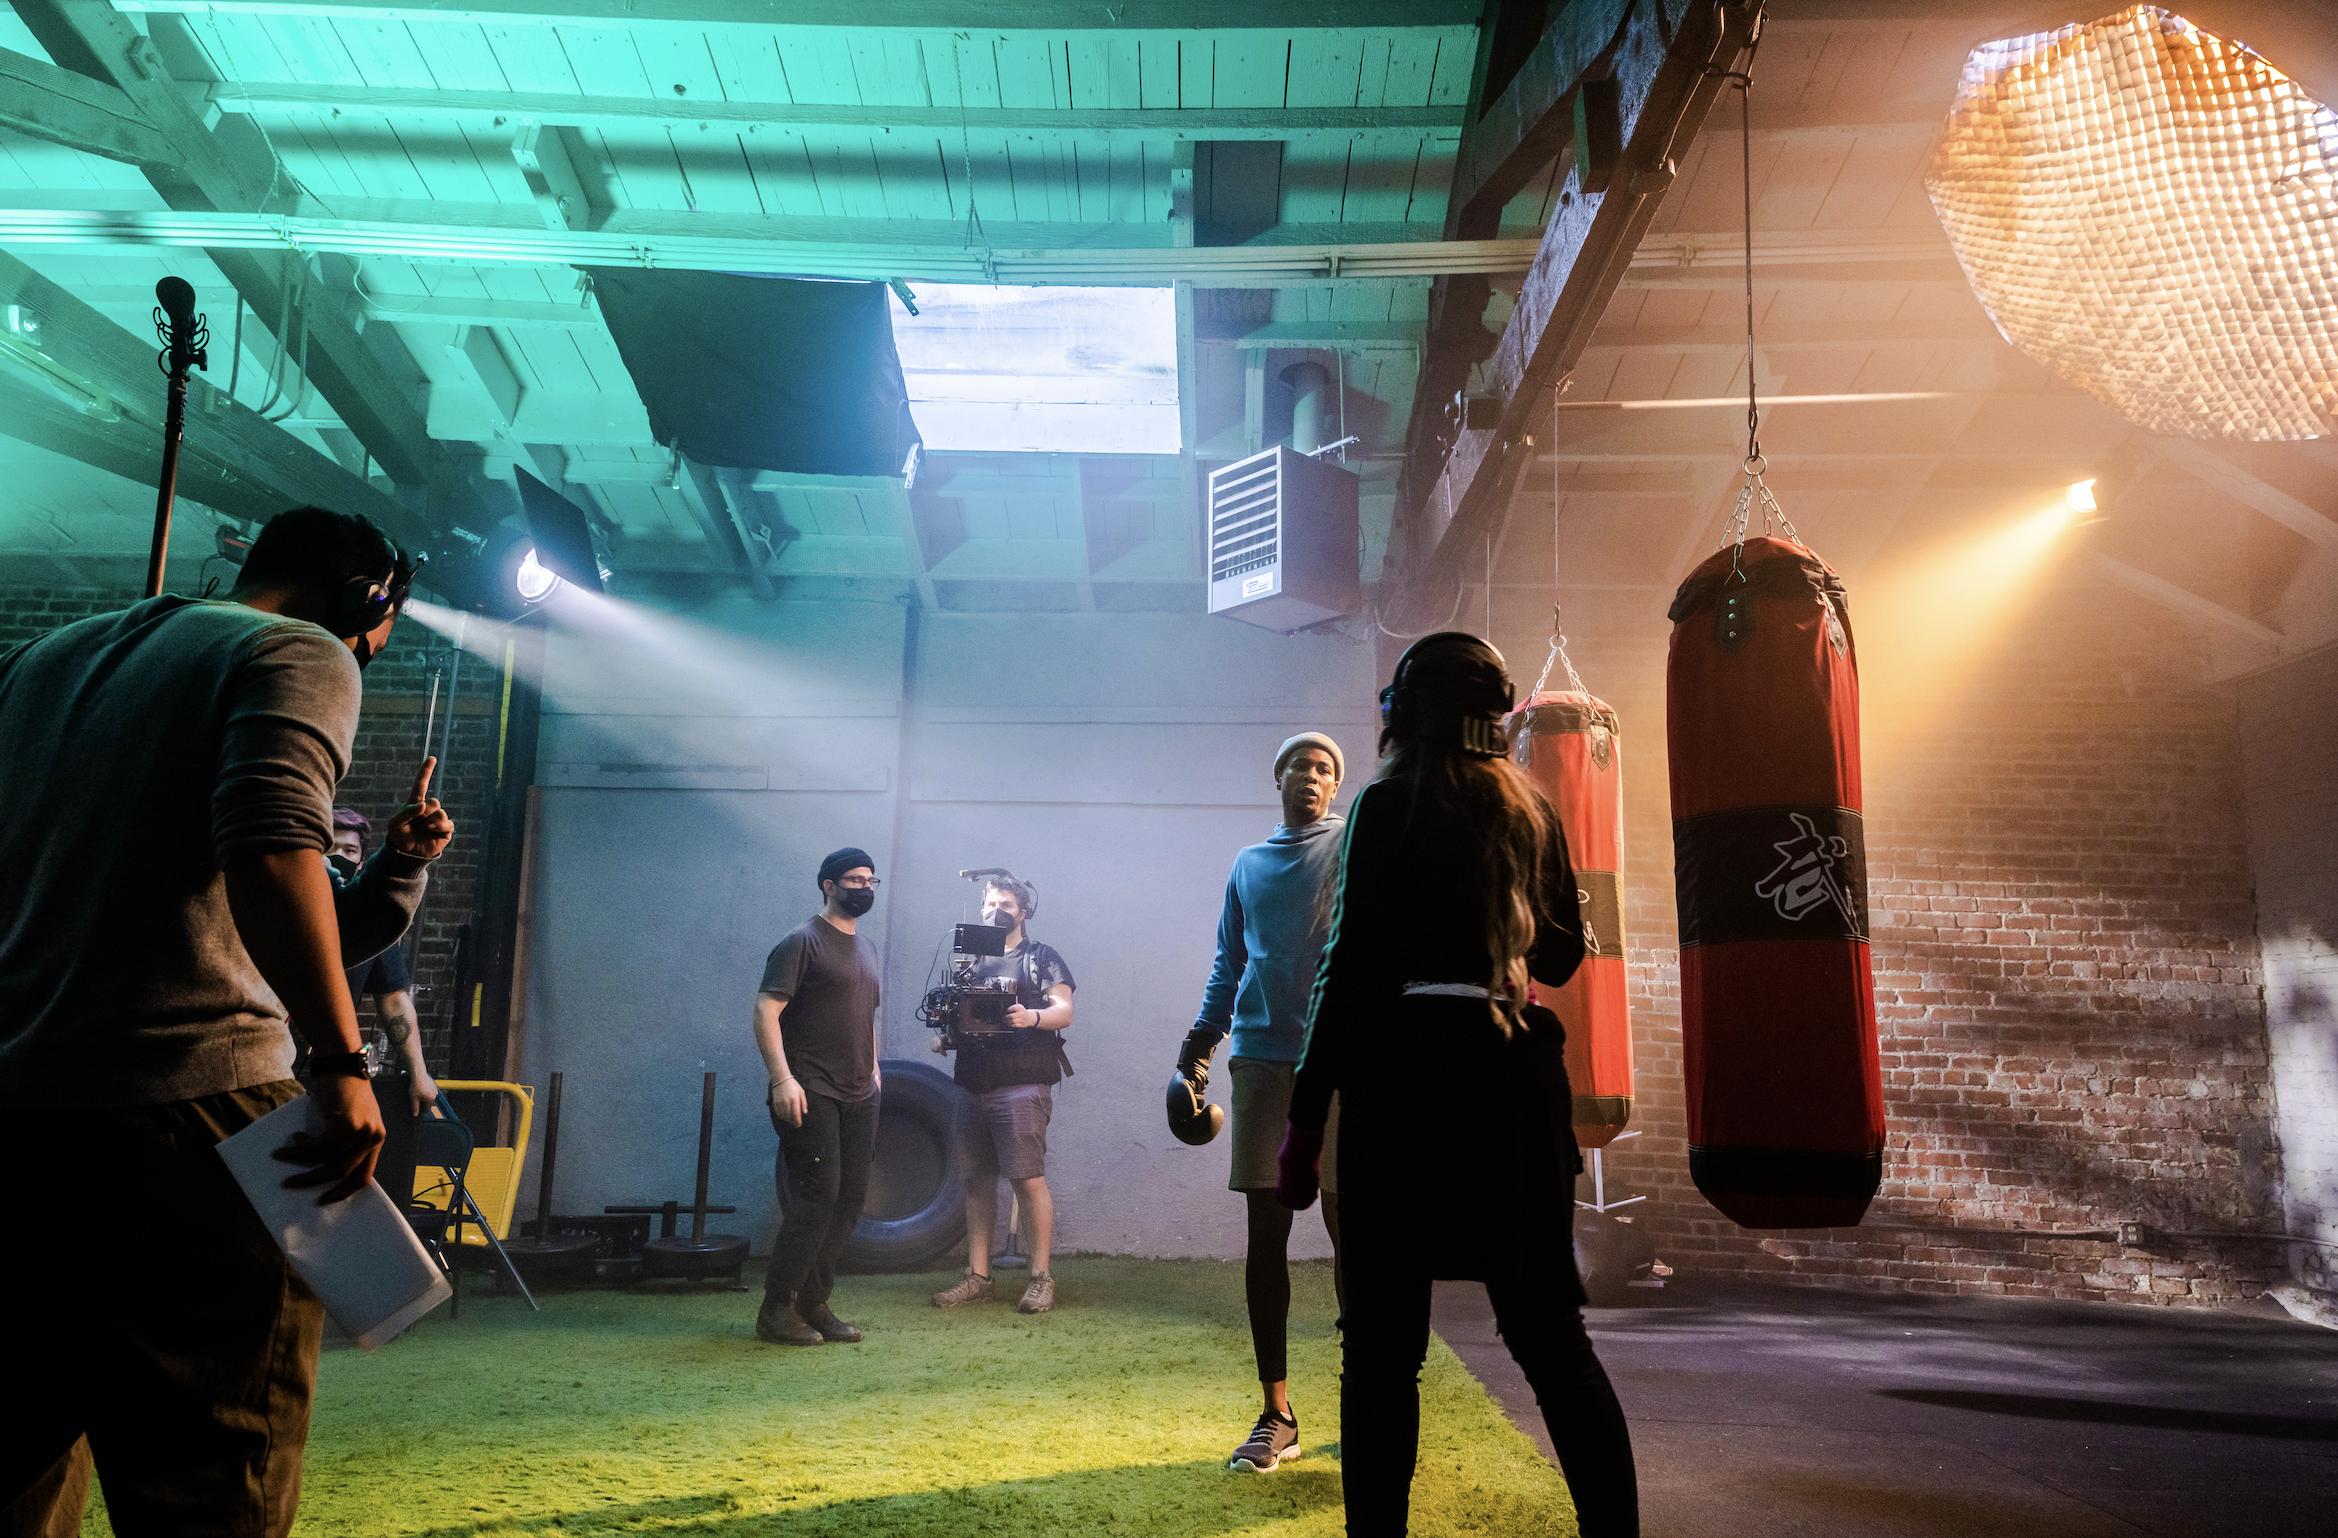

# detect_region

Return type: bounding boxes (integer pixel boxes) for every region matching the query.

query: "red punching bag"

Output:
[1510,691,1634,1148]
[1667,533,1883,1228]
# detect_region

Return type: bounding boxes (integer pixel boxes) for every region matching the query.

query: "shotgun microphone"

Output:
[155,276,197,329]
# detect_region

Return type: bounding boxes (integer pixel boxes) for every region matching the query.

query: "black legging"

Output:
[1245,1189,1345,1385]
[1340,1264,1637,1538]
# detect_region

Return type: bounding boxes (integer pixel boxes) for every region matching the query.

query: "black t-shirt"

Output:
[348,940,411,1011]
[954,938,1076,1092]
[759,915,881,1103]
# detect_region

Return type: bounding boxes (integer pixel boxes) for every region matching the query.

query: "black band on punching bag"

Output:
[1674,804,1869,948]
[1689,1145,1885,1202]
[1575,870,1626,961]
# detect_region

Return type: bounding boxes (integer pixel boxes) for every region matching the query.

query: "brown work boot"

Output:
[754,1294,824,1346]
[801,1302,863,1343]
[1016,1271,1057,1314]
[931,1268,994,1308]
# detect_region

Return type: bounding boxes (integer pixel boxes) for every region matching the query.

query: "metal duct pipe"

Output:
[1283,360,1332,454]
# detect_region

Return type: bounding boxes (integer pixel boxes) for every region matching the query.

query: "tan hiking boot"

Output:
[932,1269,994,1308]
[1015,1271,1057,1314]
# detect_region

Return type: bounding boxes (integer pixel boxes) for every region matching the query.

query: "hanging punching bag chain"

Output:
[1708,47,1804,578]
[1535,390,1589,701]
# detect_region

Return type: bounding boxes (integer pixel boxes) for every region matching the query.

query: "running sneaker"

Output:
[931,1269,994,1308]
[1228,1409,1301,1472]
[1015,1271,1057,1314]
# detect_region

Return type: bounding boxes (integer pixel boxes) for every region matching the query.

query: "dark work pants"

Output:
[761,1089,878,1313]
[370,1068,420,1211]
[1339,1262,1639,1538]
[2,1082,324,1538]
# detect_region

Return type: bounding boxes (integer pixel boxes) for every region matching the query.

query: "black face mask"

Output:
[836,887,876,918]
[351,633,380,672]
[989,907,1016,929]
[327,854,361,882]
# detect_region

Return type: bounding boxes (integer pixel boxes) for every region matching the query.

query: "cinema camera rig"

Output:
[917,919,1022,1054]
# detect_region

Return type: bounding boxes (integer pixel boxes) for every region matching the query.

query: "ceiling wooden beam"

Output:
[0,46,176,166]
[0,249,427,544]
[1451,0,1635,228]
[1400,0,1617,532]
[1584,315,1997,354]
[2092,553,2283,650]
[679,457,773,600]
[12,0,443,491]
[208,84,1464,142]
[113,0,1479,26]
[0,204,1533,288]
[2154,439,2338,552]
[1385,0,1758,627]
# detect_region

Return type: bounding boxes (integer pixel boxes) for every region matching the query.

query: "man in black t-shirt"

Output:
[931,876,1075,1316]
[751,847,884,1347]
[330,808,440,1208]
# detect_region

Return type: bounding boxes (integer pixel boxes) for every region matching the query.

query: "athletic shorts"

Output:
[1227,1056,1339,1196]
[955,1082,1052,1182]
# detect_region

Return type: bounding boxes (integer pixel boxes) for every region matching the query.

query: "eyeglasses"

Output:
[838,877,881,890]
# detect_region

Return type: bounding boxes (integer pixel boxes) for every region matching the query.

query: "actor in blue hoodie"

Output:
[1179,731,1348,1473]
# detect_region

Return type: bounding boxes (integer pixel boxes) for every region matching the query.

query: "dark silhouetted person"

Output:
[0,506,454,1538]
[1279,632,1638,1538]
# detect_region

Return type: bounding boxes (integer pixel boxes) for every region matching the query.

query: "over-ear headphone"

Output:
[1380,631,1514,756]
[321,546,420,639]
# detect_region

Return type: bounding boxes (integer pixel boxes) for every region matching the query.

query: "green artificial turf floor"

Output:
[90,1257,1576,1536]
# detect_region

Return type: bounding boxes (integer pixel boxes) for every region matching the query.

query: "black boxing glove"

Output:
[1176,1024,1225,1086]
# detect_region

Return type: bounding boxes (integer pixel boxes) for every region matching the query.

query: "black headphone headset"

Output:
[985,876,1038,924]
[1379,631,1514,757]
[321,546,420,640]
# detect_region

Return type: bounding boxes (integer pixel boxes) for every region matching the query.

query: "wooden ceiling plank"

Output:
[115,0,1483,25]
[0,245,426,542]
[14,0,443,490]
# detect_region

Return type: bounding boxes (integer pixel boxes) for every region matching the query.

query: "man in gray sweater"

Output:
[0,506,454,1538]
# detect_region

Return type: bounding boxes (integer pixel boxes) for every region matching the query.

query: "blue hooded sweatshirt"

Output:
[1193,813,1346,1063]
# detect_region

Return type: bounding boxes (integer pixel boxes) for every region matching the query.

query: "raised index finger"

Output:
[409,755,438,804]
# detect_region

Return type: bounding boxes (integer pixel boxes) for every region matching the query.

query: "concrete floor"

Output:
[1431,1278,2338,1538]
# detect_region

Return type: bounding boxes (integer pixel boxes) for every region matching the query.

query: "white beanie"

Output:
[1273,731,1344,784]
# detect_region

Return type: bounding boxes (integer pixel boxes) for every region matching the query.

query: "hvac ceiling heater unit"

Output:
[1206,445,1361,632]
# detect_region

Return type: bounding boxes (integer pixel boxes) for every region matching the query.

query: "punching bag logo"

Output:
[1755,812,1861,930]
[1577,887,1601,957]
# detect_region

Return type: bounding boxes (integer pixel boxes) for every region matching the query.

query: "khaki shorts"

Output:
[1227,1057,1339,1195]
[955,1082,1052,1183]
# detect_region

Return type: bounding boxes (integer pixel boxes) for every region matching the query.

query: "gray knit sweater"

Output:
[0,597,427,1107]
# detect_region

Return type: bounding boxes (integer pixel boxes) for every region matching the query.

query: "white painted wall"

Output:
[519,592,1377,1263]
[2235,643,2338,1316]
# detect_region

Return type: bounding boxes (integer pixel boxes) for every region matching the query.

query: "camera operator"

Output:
[750,848,884,1348]
[930,876,1075,1316]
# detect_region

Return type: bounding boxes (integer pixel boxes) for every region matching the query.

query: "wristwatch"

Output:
[309,1049,375,1081]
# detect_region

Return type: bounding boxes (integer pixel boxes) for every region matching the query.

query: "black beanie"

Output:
[818,847,874,891]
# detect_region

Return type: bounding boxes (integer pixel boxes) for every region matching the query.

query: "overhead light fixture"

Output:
[2065,479,2099,514]
[1926,6,2338,441]
[513,547,561,604]
[515,468,607,596]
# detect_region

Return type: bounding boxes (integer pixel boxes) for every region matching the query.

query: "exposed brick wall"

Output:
[0,584,504,1072]
[1494,581,2282,1309]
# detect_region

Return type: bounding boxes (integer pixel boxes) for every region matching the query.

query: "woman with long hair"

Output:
[1276,631,1639,1538]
